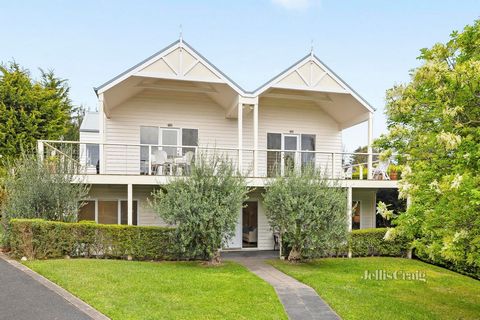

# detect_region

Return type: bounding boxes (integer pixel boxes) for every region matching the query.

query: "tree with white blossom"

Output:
[375,20,480,276]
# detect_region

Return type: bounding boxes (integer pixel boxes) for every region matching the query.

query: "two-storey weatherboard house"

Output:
[38,39,398,250]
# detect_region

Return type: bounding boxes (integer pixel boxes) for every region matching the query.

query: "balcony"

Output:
[37,140,396,186]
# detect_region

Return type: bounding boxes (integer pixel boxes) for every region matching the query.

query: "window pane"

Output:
[140,127,158,174]
[86,144,99,166]
[301,134,316,169]
[267,133,281,150]
[120,201,138,225]
[182,129,198,156]
[78,200,95,221]
[98,201,118,224]
[140,126,158,144]
[301,134,315,151]
[182,129,198,146]
[267,133,281,177]
[284,136,297,150]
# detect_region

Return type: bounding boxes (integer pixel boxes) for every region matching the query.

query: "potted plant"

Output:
[389,165,398,180]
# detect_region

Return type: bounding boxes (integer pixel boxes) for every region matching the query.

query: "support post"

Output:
[99,94,106,174]
[331,153,336,179]
[237,102,243,173]
[148,145,152,175]
[347,187,352,232]
[253,103,258,177]
[367,112,373,179]
[127,184,133,226]
[37,140,44,161]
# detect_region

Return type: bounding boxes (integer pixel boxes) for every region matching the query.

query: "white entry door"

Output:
[281,134,300,175]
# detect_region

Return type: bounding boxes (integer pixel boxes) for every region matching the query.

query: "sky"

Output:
[1,0,479,151]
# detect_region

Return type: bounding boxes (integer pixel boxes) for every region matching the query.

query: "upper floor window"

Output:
[86,144,99,167]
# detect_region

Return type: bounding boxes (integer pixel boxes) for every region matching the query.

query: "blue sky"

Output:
[1,0,478,150]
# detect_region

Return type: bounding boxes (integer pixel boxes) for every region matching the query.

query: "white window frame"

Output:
[84,198,140,225]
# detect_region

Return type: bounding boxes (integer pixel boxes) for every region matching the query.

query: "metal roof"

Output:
[80,112,99,132]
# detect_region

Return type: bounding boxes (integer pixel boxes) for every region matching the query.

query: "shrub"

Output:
[150,153,248,263]
[349,228,409,257]
[8,219,176,260]
[2,153,90,222]
[263,166,348,261]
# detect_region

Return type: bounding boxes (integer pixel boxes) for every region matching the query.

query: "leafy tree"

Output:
[263,167,348,261]
[0,62,77,162]
[2,153,90,222]
[376,20,480,275]
[150,154,248,263]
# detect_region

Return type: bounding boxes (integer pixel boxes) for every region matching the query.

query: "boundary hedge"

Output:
[8,219,176,260]
[348,228,409,257]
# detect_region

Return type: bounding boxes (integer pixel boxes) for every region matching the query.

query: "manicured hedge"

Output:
[348,228,409,257]
[8,219,176,260]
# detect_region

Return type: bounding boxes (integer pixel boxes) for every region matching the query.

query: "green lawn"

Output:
[270,257,480,320]
[24,259,287,320]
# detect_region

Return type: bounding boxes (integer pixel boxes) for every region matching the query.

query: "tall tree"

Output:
[0,62,76,162]
[376,20,480,276]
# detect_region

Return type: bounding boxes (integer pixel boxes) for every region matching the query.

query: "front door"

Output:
[242,201,258,248]
[282,134,299,175]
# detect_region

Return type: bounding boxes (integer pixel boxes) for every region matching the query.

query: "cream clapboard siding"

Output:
[352,189,376,229]
[103,90,238,174]
[87,184,164,226]
[103,91,343,176]
[244,97,343,177]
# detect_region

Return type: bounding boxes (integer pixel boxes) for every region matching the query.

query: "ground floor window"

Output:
[78,200,96,221]
[78,199,138,225]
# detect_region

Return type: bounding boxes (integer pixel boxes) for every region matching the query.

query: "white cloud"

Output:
[271,0,320,10]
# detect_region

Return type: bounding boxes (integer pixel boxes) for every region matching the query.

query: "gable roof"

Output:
[93,40,374,112]
[94,40,245,96]
[251,53,375,112]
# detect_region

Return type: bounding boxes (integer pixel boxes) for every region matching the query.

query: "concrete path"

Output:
[0,254,108,320]
[223,251,341,320]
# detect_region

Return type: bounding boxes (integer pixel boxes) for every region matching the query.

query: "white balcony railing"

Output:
[37,140,382,180]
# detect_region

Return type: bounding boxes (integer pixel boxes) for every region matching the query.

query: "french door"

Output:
[281,134,300,175]
[161,128,181,158]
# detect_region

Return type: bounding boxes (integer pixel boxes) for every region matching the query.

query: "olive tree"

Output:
[263,167,348,261]
[2,153,90,222]
[150,154,248,263]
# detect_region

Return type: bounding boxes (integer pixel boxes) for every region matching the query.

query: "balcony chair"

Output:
[175,151,195,175]
[372,160,390,180]
[152,149,169,175]
[343,166,353,179]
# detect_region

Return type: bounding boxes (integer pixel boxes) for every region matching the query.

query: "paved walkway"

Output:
[223,251,341,320]
[0,255,108,320]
